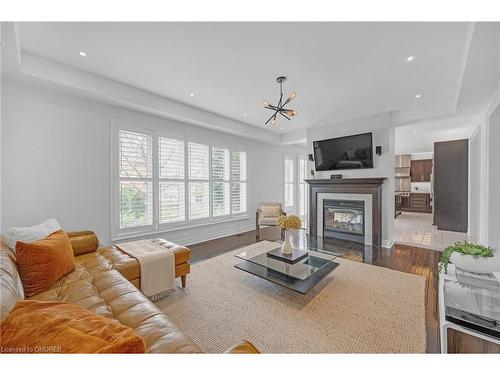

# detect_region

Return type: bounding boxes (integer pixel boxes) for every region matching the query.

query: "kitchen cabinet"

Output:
[401,195,410,210]
[395,194,402,217]
[410,160,423,182]
[422,159,433,182]
[409,193,432,213]
[410,159,433,182]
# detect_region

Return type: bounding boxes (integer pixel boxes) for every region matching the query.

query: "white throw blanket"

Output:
[115,239,175,301]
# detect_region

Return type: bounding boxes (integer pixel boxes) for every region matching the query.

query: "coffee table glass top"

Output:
[234,241,339,294]
[235,245,336,280]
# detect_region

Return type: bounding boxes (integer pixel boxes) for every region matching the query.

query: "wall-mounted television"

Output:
[313,132,373,171]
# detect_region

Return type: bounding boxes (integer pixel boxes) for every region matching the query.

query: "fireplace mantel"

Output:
[305,178,386,186]
[305,177,387,247]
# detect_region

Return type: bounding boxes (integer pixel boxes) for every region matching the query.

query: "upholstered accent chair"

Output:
[256,203,286,241]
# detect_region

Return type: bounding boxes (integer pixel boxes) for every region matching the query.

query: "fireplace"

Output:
[305,178,386,247]
[323,199,365,243]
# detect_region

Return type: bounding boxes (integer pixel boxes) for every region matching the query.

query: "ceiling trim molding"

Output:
[18,52,281,144]
[4,20,281,145]
[452,22,476,112]
[279,129,307,145]
[485,86,500,117]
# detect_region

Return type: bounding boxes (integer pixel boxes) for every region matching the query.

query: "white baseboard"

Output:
[382,238,395,249]
[180,224,256,246]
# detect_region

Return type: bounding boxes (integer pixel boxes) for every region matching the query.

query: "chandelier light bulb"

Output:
[289,91,297,99]
[263,100,270,107]
[271,117,276,126]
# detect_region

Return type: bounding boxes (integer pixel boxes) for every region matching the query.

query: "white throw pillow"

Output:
[261,206,281,218]
[6,218,62,251]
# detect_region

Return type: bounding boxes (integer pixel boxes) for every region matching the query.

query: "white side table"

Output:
[438,264,500,353]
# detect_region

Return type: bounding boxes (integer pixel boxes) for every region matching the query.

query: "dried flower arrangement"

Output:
[277,215,301,231]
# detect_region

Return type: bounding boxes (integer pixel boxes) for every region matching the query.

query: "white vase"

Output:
[281,231,293,255]
[450,252,500,274]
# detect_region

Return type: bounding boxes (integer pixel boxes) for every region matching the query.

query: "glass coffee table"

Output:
[234,242,339,294]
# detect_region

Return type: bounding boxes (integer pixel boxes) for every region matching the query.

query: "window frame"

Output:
[111,121,249,241]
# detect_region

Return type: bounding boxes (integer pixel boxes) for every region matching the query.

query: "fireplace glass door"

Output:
[323,200,365,243]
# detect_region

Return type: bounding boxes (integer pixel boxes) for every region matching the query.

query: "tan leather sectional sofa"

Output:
[0,231,258,354]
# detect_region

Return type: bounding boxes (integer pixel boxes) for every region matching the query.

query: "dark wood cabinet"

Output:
[404,193,432,213]
[410,160,423,182]
[410,159,433,182]
[394,194,402,218]
[422,159,433,182]
[434,139,468,232]
[401,195,410,210]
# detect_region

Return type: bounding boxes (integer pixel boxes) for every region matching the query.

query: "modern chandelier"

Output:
[263,76,297,126]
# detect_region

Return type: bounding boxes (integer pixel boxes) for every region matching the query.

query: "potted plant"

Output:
[277,215,302,254]
[438,241,498,274]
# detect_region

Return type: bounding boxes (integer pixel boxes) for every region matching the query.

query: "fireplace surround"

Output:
[306,178,386,247]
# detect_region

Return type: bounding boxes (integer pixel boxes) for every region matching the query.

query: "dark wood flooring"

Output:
[188,227,494,354]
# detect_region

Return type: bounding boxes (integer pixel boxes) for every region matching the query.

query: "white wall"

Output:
[306,112,395,248]
[488,104,500,250]
[1,80,305,246]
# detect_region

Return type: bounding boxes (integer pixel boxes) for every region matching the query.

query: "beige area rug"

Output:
[156,241,427,353]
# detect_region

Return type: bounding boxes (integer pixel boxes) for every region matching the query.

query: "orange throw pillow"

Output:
[15,230,76,297]
[0,300,146,354]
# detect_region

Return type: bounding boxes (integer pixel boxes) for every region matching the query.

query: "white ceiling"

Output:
[395,115,477,154]
[16,22,475,134]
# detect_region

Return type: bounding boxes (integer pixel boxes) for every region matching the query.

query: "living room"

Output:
[1,1,500,373]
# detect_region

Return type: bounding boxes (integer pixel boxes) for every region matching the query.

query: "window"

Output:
[231,151,247,214]
[298,157,307,217]
[114,124,247,238]
[284,158,294,208]
[118,130,154,229]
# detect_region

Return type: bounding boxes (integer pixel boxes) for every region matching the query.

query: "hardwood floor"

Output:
[188,228,492,354]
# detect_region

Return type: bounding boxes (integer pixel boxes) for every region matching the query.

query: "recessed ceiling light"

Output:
[243,113,248,117]
[415,94,422,98]
[406,56,414,62]
[78,51,87,57]
[189,93,195,97]
[412,130,417,135]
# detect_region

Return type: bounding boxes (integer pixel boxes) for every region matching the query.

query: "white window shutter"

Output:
[298,158,306,216]
[212,147,230,217]
[115,127,250,236]
[158,137,185,223]
[284,158,294,207]
[231,151,247,214]
[118,130,153,229]
[188,142,209,219]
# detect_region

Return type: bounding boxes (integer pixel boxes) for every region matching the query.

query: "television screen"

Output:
[313,132,373,171]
